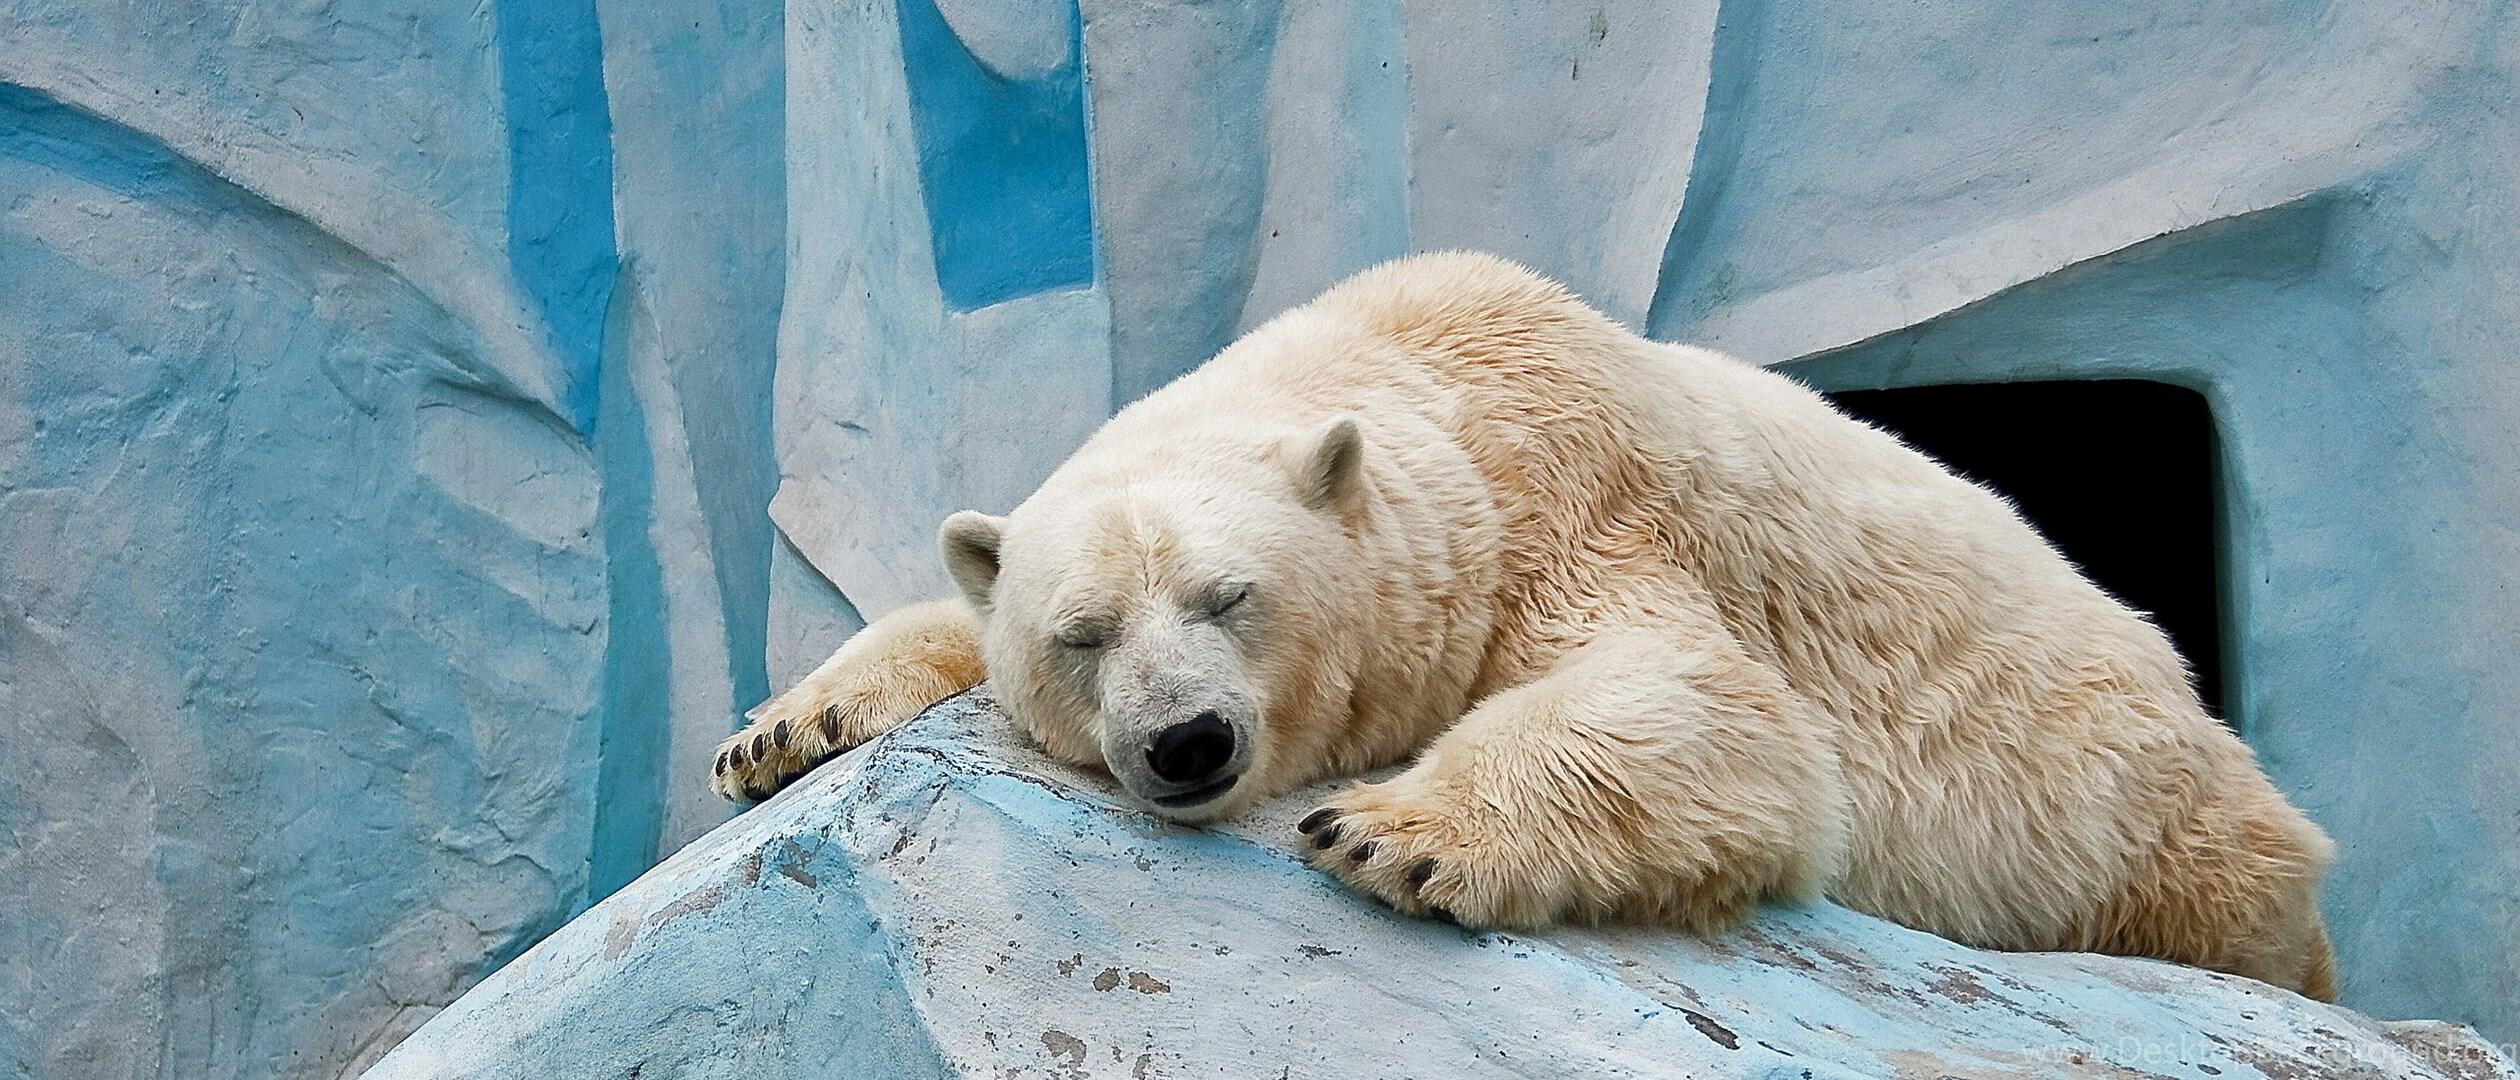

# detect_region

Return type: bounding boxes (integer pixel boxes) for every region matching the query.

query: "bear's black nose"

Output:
[1148,711,1235,783]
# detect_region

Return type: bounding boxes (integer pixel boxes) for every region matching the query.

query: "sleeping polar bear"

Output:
[711,252,2337,999]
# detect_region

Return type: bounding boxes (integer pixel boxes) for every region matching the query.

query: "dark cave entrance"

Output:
[1822,380,2229,721]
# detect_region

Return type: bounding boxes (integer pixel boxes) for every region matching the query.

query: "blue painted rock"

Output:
[368,691,2517,1079]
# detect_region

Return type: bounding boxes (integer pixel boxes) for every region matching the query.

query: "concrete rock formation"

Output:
[7,0,2518,1075]
[369,693,2517,1080]
[0,4,783,1076]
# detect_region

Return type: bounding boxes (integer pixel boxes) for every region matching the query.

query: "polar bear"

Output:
[712,252,2337,999]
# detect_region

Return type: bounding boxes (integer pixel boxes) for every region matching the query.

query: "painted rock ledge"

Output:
[368,691,2516,1079]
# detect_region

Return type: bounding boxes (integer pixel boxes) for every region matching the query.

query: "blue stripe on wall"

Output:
[894,0,1096,311]
[496,0,619,429]
[490,0,655,898]
[589,271,670,900]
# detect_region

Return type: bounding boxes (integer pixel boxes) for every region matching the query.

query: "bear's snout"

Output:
[1091,628,1256,816]
[1147,711,1236,787]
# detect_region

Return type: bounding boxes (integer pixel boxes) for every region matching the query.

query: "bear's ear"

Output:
[938,511,1006,608]
[1294,416,1367,513]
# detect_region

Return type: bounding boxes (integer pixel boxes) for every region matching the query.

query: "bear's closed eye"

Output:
[1055,624,1109,650]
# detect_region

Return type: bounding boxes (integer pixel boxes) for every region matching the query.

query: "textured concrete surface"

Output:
[6,1,2516,1076]
[369,692,2520,1080]
[0,3,777,1077]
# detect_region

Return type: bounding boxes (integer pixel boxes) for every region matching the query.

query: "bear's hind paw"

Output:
[1293,779,1770,936]
[1294,785,1577,931]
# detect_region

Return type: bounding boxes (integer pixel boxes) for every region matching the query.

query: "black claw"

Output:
[730,742,750,768]
[1309,824,1344,850]
[750,732,771,758]
[1405,858,1437,891]
[1297,808,1340,835]
[1348,841,1376,864]
[819,706,843,742]
[1428,906,1460,926]
[713,751,728,776]
[772,720,791,749]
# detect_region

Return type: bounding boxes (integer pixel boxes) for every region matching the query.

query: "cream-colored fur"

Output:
[714,252,2337,999]
[708,599,982,801]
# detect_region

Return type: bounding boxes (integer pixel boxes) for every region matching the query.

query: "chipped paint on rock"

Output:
[369,692,2519,1079]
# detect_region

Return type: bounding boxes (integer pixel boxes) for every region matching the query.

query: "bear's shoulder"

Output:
[1314,251,1594,345]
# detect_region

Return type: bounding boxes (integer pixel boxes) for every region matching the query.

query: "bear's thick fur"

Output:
[714,252,2336,999]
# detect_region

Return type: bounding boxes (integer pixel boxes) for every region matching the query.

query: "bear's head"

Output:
[935,417,1375,823]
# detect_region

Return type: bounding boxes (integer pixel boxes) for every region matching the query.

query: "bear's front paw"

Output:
[1294,777,1580,930]
[711,599,986,803]
[709,667,937,802]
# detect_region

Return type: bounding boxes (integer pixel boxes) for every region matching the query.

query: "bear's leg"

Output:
[1297,605,1851,933]
[710,598,985,802]
[2086,775,2338,999]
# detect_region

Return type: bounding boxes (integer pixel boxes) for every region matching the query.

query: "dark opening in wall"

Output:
[1822,380,2227,720]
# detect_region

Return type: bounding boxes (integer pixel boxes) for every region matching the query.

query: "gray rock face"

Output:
[369,692,2518,1080]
